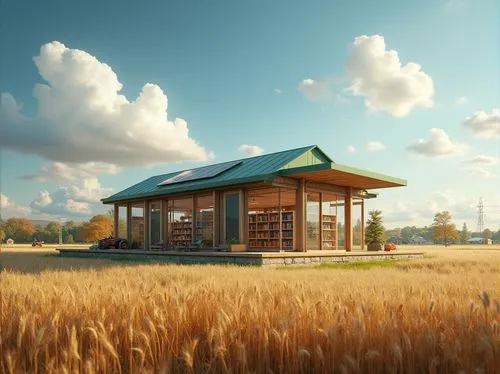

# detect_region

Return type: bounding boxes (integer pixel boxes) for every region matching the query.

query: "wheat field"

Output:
[1,246,499,373]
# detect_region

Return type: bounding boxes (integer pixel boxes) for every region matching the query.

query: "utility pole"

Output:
[476,198,484,234]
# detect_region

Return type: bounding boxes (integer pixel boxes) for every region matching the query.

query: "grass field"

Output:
[1,245,499,373]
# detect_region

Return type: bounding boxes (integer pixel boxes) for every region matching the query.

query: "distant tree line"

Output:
[1,209,498,245]
[0,214,118,244]
[384,211,500,245]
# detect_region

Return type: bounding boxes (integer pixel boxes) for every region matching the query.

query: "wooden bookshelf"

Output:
[248,211,294,249]
[321,214,337,249]
[195,210,213,245]
[171,221,192,246]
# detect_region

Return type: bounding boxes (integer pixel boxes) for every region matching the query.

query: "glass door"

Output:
[306,192,320,250]
[224,192,240,243]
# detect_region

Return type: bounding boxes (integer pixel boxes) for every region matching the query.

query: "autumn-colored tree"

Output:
[4,217,36,242]
[483,228,493,240]
[0,225,5,242]
[432,211,459,246]
[79,215,113,242]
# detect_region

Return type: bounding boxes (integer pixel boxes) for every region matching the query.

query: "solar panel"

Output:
[157,160,242,186]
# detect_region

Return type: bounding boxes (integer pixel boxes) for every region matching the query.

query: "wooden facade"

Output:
[104,145,406,252]
[112,177,371,251]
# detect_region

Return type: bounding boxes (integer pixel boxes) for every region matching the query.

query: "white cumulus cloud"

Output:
[0,193,32,217]
[0,41,212,166]
[463,109,500,139]
[407,128,466,157]
[239,144,264,157]
[31,191,53,208]
[297,78,332,101]
[347,145,356,153]
[66,178,113,204]
[0,193,8,208]
[30,190,91,216]
[28,176,112,217]
[365,141,386,152]
[346,35,434,117]
[455,96,468,105]
[21,161,120,183]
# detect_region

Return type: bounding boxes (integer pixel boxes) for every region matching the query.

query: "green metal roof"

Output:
[277,162,407,188]
[102,145,317,204]
[102,145,407,204]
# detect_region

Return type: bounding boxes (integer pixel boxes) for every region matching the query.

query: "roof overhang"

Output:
[277,163,406,190]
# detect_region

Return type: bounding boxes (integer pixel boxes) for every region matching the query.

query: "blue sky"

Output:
[1,0,499,230]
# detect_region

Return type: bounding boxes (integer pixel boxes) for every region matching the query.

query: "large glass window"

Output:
[168,197,193,247]
[195,194,214,247]
[248,188,279,248]
[225,192,240,243]
[248,187,297,250]
[321,193,338,250]
[131,203,144,249]
[150,201,162,248]
[306,192,320,250]
[118,205,127,239]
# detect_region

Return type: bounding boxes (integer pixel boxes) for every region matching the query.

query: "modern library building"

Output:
[101,145,406,251]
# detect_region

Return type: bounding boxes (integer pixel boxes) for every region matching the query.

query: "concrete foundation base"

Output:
[57,249,423,266]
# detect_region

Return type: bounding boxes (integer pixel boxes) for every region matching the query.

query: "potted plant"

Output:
[227,238,246,252]
[365,210,385,251]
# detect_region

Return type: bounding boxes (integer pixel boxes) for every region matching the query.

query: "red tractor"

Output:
[32,241,44,247]
[98,237,129,250]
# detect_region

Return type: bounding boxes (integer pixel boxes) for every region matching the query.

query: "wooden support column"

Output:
[219,192,225,244]
[296,179,306,251]
[344,187,353,251]
[192,195,197,244]
[113,204,119,237]
[161,199,168,245]
[361,199,365,250]
[143,200,150,250]
[241,189,248,245]
[319,193,323,250]
[278,188,282,251]
[126,203,132,244]
[238,189,245,243]
[213,191,220,247]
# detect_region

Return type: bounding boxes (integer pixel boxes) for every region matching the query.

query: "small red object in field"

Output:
[384,243,397,251]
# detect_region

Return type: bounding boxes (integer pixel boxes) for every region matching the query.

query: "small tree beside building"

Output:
[432,211,459,246]
[460,222,471,244]
[78,215,113,242]
[365,210,385,251]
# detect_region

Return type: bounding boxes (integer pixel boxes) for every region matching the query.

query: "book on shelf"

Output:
[321,214,337,249]
[248,210,295,249]
[171,221,193,244]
